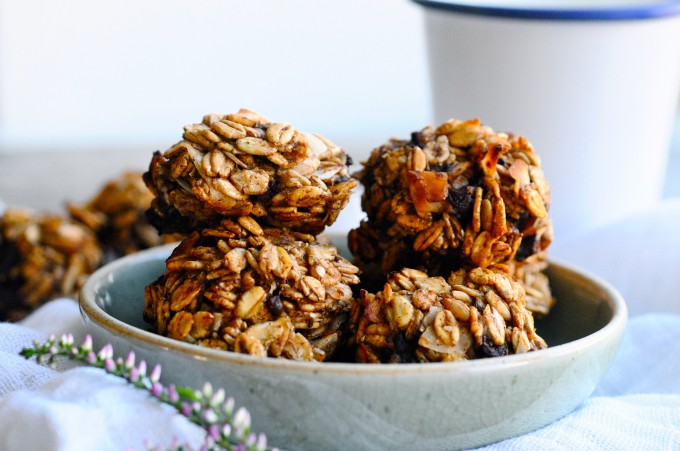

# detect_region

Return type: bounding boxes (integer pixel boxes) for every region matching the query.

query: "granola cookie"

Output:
[351,118,552,269]
[143,218,360,361]
[68,171,180,260]
[349,118,554,314]
[350,266,547,363]
[0,208,103,321]
[144,109,356,236]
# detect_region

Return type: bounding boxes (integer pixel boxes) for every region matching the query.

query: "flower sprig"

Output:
[20,334,274,451]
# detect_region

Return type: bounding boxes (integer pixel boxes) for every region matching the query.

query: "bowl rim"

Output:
[79,242,627,376]
[412,0,680,21]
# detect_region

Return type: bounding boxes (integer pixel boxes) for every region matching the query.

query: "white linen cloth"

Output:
[0,300,205,451]
[1,199,679,450]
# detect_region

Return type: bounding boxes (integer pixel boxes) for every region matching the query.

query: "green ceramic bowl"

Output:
[80,236,627,450]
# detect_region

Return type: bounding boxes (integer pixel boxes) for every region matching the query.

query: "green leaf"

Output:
[175,386,199,401]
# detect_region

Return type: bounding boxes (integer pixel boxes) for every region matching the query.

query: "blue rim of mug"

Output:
[411,0,680,20]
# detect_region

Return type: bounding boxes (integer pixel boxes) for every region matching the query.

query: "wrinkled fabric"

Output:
[0,299,204,451]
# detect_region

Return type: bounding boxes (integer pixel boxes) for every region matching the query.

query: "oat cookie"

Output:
[350,266,547,363]
[68,171,180,260]
[351,118,552,268]
[144,109,356,236]
[0,208,103,321]
[143,218,360,361]
[349,118,554,314]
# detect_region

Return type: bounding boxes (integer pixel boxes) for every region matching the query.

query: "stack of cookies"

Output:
[142,109,360,362]
[1,110,554,366]
[143,111,554,364]
[347,118,553,362]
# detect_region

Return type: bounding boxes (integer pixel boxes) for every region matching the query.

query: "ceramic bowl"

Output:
[80,237,627,450]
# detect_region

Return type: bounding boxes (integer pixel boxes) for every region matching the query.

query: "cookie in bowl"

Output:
[350,266,546,363]
[144,108,356,236]
[143,217,360,361]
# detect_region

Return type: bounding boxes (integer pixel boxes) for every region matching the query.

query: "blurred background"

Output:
[0,0,679,226]
[0,0,430,151]
[0,0,429,151]
[0,0,429,212]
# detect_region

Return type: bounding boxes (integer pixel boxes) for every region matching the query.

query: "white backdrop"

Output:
[0,0,430,160]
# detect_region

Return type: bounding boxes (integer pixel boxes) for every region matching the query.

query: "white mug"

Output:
[416,0,680,239]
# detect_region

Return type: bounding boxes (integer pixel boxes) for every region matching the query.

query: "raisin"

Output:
[515,234,537,262]
[478,335,509,358]
[252,179,280,204]
[265,290,283,317]
[430,163,455,173]
[447,186,476,220]
[392,332,418,363]
[510,211,530,232]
